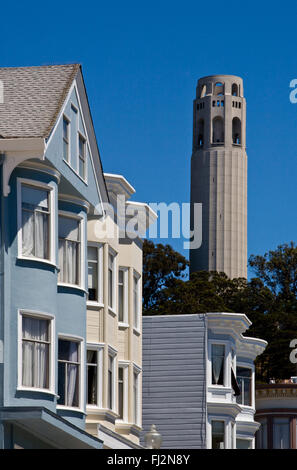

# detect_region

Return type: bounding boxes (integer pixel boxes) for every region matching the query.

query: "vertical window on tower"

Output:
[197,119,204,148]
[232,117,241,145]
[212,116,224,143]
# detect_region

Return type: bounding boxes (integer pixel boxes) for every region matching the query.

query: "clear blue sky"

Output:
[2,1,297,278]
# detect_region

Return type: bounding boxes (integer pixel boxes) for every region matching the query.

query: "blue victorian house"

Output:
[0,64,108,448]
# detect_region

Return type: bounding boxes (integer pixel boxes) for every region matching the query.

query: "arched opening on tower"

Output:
[232,117,241,144]
[232,83,238,96]
[200,85,206,98]
[214,82,224,96]
[197,119,204,147]
[212,117,224,143]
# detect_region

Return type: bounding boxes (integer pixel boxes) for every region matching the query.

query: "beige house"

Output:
[85,173,157,448]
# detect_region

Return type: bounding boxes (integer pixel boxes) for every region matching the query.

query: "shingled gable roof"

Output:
[0,64,80,139]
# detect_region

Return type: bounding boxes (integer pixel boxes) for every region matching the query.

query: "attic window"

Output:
[78,133,86,180]
[63,116,70,162]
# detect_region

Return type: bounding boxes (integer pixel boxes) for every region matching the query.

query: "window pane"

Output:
[211,344,225,385]
[87,350,98,406]
[58,340,80,408]
[273,418,290,449]
[118,269,124,322]
[22,186,48,209]
[88,246,97,261]
[118,367,124,419]
[236,367,252,406]
[59,216,79,241]
[108,255,114,308]
[63,139,68,161]
[63,117,68,140]
[58,340,79,362]
[133,372,138,423]
[79,135,85,157]
[133,276,139,328]
[22,317,50,389]
[212,421,225,449]
[108,355,113,409]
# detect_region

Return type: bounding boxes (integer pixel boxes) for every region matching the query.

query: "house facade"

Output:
[85,173,157,448]
[0,64,110,448]
[141,313,267,449]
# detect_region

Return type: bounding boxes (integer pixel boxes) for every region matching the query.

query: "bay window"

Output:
[211,344,225,385]
[19,181,53,262]
[87,349,98,405]
[118,267,128,323]
[58,338,81,408]
[58,214,82,286]
[236,367,252,406]
[21,313,52,390]
[211,420,225,449]
[87,244,102,302]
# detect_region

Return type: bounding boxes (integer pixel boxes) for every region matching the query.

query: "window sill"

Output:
[57,283,87,294]
[119,322,129,329]
[17,386,57,397]
[56,405,86,415]
[17,256,58,269]
[133,327,141,336]
[108,307,117,317]
[87,301,104,309]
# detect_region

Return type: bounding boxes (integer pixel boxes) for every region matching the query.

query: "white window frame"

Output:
[118,267,129,326]
[17,178,56,267]
[117,361,129,422]
[86,343,104,409]
[108,248,117,315]
[17,309,55,395]
[107,347,117,412]
[133,271,141,333]
[208,339,230,388]
[87,243,103,306]
[62,114,70,163]
[57,333,84,412]
[133,364,141,427]
[58,210,85,291]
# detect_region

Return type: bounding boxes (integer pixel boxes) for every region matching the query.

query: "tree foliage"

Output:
[142,240,297,382]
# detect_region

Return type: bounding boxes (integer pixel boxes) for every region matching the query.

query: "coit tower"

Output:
[190,75,247,279]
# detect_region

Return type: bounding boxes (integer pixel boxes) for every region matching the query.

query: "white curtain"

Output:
[22,317,49,388]
[35,212,48,259]
[212,345,225,385]
[67,241,78,285]
[67,342,79,406]
[58,216,79,285]
[22,210,34,257]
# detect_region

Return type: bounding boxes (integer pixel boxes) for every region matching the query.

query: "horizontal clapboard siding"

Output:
[140,314,207,449]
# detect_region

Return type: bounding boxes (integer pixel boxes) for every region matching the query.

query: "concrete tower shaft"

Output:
[190,75,247,279]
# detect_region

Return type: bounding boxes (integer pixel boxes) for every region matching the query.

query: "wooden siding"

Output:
[141,314,207,449]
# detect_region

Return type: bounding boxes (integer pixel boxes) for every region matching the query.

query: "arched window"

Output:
[200,84,206,98]
[197,119,204,147]
[232,83,238,96]
[212,117,224,143]
[232,117,241,144]
[214,82,224,96]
